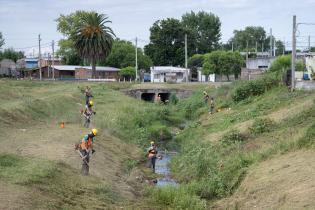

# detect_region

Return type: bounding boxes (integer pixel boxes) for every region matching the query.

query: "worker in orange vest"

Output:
[81,100,96,128]
[147,141,158,172]
[76,128,97,175]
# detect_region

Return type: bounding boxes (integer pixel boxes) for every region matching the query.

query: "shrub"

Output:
[220,129,246,145]
[169,93,179,105]
[249,118,275,135]
[232,73,280,102]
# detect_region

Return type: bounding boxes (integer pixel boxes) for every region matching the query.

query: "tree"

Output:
[144,18,187,66]
[275,40,285,55]
[57,39,83,65]
[202,61,214,81]
[269,55,304,73]
[56,11,94,65]
[73,12,115,78]
[231,26,266,52]
[0,48,24,62]
[100,39,152,70]
[119,66,136,80]
[203,51,244,80]
[0,32,4,48]
[144,11,221,66]
[188,54,204,79]
[182,11,221,54]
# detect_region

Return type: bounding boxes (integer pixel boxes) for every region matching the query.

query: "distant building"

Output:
[246,57,275,70]
[150,66,190,83]
[24,58,39,69]
[0,59,18,77]
[305,54,315,78]
[25,65,120,80]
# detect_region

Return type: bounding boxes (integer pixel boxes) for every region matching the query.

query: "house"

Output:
[24,58,39,69]
[40,57,62,67]
[246,57,275,70]
[150,66,190,83]
[25,65,120,80]
[305,54,315,78]
[0,59,18,77]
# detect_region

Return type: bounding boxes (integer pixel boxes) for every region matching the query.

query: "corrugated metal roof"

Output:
[150,66,189,72]
[53,65,120,72]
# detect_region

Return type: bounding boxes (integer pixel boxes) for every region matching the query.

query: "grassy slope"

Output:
[1,79,315,210]
[150,83,315,209]
[0,80,157,209]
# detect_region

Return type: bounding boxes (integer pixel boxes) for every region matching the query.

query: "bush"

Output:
[232,73,280,102]
[220,129,246,145]
[249,118,275,135]
[169,93,179,105]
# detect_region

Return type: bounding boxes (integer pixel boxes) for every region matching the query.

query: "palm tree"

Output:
[73,12,115,78]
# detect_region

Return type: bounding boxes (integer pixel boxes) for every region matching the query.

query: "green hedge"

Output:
[232,73,280,102]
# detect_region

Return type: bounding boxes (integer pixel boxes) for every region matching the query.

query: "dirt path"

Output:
[213,150,315,210]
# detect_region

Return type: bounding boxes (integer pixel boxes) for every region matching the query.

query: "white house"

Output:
[150,66,190,83]
[246,57,276,70]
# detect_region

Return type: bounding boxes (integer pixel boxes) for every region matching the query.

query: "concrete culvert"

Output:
[141,93,155,102]
[158,93,170,103]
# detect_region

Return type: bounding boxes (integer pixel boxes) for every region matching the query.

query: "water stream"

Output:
[155,151,178,187]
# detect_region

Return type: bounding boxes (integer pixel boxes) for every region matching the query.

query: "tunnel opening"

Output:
[158,93,170,103]
[141,93,156,102]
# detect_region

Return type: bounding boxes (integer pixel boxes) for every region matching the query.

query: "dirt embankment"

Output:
[214,150,315,210]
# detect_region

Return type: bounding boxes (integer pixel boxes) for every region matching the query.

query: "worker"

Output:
[155,94,161,104]
[77,128,97,176]
[147,141,158,172]
[84,86,93,106]
[81,100,96,128]
[209,97,215,114]
[203,91,209,104]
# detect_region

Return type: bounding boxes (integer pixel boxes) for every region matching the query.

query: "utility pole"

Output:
[270,28,273,57]
[262,42,264,53]
[255,41,258,53]
[273,38,276,56]
[283,38,286,55]
[232,42,234,52]
[291,15,296,92]
[48,53,50,78]
[52,40,55,80]
[308,35,311,52]
[135,37,138,81]
[246,40,249,61]
[38,34,42,80]
[185,34,188,83]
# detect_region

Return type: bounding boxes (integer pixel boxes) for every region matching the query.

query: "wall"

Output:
[241,68,265,80]
[246,57,275,70]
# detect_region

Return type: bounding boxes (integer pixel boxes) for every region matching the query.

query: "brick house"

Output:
[25,65,120,80]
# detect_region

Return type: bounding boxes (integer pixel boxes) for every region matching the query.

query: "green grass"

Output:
[1,79,315,209]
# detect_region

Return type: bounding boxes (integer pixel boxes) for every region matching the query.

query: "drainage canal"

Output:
[125,89,192,103]
[155,151,178,187]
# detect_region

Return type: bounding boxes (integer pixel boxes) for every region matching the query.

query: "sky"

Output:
[0,0,315,56]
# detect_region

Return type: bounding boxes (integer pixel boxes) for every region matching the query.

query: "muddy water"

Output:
[155,151,178,187]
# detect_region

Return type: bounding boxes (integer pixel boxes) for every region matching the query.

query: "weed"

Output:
[220,129,246,146]
[249,118,275,135]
